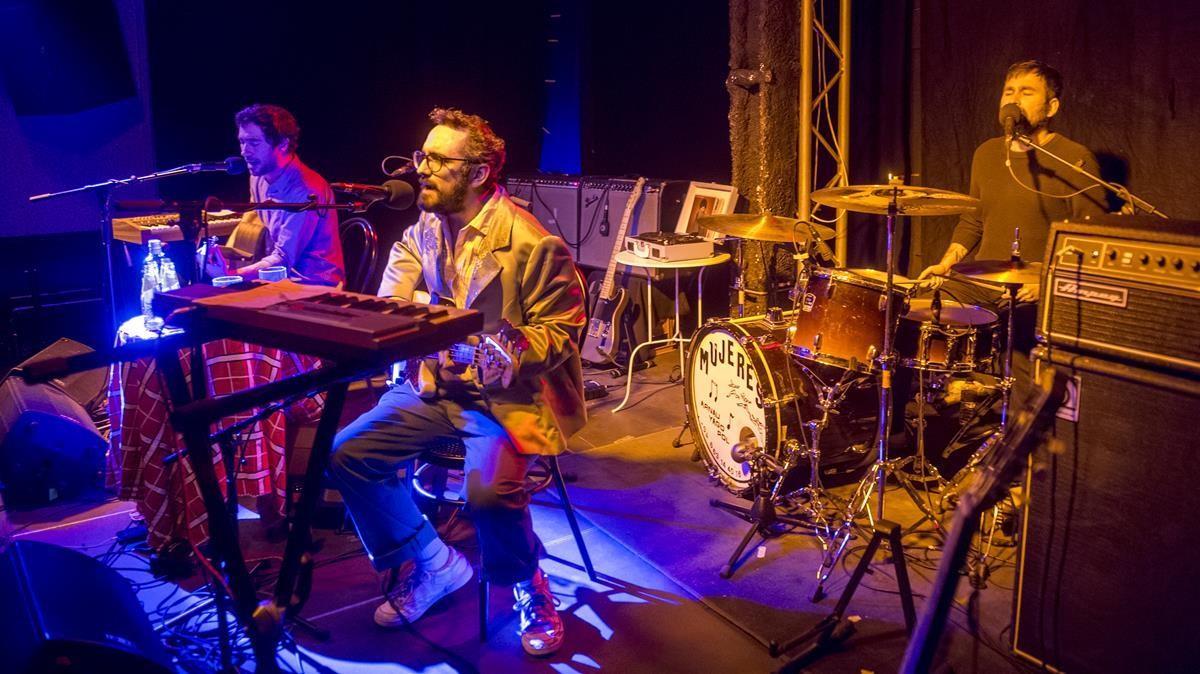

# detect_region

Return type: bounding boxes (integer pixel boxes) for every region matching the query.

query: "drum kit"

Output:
[685,178,1041,595]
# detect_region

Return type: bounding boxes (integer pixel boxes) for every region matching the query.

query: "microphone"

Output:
[1000,103,1024,140]
[804,220,835,262]
[185,156,247,174]
[331,179,415,210]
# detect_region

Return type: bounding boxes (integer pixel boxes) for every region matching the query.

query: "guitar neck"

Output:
[598,178,647,300]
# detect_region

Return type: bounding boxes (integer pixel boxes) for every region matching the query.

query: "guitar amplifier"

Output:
[506,175,581,254]
[577,178,690,269]
[1039,215,1200,376]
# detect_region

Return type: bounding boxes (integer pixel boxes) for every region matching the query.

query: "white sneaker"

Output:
[374,548,473,627]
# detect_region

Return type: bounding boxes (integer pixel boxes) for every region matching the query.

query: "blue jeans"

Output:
[328,384,544,585]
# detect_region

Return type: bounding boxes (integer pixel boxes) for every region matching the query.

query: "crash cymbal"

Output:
[950,259,1043,286]
[904,298,998,325]
[696,213,835,243]
[811,184,979,216]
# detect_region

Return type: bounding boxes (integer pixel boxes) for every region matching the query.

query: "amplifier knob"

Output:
[1156,255,1167,267]
[1193,260,1200,273]
[1107,249,1118,261]
[1139,253,1150,265]
[1173,258,1184,271]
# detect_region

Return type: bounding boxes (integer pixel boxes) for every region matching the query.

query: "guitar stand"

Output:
[770,520,917,667]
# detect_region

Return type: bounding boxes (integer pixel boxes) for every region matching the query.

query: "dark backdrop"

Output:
[909,0,1200,270]
[146,1,550,246]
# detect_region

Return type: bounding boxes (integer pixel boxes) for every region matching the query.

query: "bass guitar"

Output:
[581,177,646,366]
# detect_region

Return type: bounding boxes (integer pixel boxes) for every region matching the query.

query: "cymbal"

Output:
[811,184,979,216]
[950,259,1043,286]
[696,214,835,243]
[904,298,998,325]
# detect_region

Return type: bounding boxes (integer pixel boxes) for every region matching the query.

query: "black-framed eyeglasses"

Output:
[412,150,476,174]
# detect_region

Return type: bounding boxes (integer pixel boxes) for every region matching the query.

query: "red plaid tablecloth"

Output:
[107,338,323,550]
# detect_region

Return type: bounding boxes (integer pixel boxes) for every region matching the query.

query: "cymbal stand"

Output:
[810,179,937,601]
[729,237,747,318]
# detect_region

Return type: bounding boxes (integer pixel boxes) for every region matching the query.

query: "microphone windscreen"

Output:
[224,156,247,175]
[382,179,415,210]
[999,103,1023,129]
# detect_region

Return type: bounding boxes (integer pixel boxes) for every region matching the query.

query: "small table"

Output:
[612,251,731,412]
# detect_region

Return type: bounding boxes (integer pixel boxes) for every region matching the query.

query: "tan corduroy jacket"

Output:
[378,187,587,455]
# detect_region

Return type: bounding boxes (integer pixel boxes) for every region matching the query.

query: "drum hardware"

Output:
[782,361,872,553]
[710,437,823,579]
[808,179,980,601]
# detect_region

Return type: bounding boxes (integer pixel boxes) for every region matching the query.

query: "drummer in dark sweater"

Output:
[909,60,1107,434]
[917,59,1106,305]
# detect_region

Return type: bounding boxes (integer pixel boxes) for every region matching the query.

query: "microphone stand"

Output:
[27,164,237,341]
[1010,130,1169,218]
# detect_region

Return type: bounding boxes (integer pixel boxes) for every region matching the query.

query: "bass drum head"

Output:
[685,319,783,492]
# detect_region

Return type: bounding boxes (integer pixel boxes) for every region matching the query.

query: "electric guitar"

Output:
[581,177,646,366]
[402,318,528,398]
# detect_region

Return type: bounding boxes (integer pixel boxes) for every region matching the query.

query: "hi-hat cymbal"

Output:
[951,259,1043,286]
[811,184,979,216]
[696,214,835,243]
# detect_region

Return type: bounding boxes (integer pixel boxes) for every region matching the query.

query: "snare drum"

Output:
[686,313,876,492]
[790,268,911,372]
[897,299,999,373]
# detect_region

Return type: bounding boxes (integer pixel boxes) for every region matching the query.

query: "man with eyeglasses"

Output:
[329,108,586,657]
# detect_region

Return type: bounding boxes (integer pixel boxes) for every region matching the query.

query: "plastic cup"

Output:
[258,266,287,282]
[212,275,242,288]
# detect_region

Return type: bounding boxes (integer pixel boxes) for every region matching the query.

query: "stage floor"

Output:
[2,357,1028,673]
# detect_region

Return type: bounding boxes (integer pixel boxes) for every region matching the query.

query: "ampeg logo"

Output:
[1052,277,1128,307]
[1056,374,1081,422]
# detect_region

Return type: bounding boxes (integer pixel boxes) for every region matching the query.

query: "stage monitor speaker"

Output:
[14,338,107,410]
[0,540,172,674]
[1013,347,1200,672]
[0,339,107,507]
[507,175,581,256]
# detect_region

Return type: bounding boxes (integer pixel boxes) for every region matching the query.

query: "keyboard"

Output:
[113,211,242,244]
[154,282,483,363]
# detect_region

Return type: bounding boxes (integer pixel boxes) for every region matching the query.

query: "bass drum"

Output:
[685,314,876,493]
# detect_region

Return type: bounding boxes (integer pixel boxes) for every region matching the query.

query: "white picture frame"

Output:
[674,181,738,240]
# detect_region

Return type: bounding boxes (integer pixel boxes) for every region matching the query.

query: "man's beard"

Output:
[419,176,470,214]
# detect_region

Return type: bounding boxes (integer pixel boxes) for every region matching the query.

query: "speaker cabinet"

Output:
[0,540,172,674]
[1014,347,1200,672]
[576,178,692,270]
[506,175,580,255]
[0,344,106,507]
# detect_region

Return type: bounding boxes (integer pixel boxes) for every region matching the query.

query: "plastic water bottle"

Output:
[140,239,180,331]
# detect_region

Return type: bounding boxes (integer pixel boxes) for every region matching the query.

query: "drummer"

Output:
[916,59,1106,387]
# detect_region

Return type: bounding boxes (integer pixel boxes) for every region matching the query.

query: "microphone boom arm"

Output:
[1011,130,1168,219]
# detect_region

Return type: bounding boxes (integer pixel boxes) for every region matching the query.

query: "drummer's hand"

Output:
[1015,283,1040,304]
[998,283,1041,307]
[916,263,951,289]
